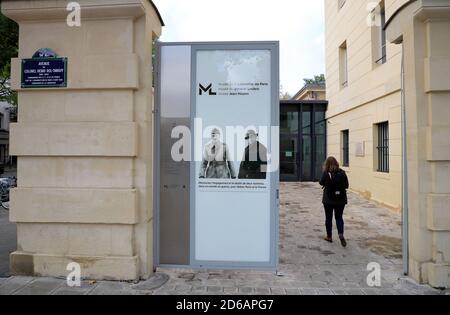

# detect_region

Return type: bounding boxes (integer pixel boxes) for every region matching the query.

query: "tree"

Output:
[279,84,292,100]
[303,74,325,85]
[280,91,292,100]
[0,11,19,106]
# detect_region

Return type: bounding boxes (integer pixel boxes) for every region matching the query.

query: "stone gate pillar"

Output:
[387,0,450,288]
[1,0,163,280]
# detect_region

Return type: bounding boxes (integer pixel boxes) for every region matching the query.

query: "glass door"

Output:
[280,136,299,181]
[314,109,327,181]
[301,135,313,181]
[280,105,300,181]
[301,105,313,181]
[280,103,327,182]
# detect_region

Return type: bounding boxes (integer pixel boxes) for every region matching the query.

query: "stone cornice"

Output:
[414,4,450,21]
[1,0,146,22]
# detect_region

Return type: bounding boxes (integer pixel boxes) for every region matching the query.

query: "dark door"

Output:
[314,110,327,181]
[280,135,300,181]
[280,102,327,182]
[280,105,300,181]
[301,105,313,181]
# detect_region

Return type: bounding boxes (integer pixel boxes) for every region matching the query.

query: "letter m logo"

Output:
[199,83,217,96]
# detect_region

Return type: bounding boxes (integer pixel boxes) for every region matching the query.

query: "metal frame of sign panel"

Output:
[154,41,280,271]
[21,57,68,88]
[154,43,192,268]
[190,42,279,270]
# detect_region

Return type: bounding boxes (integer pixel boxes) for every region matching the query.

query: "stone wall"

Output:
[2,0,162,280]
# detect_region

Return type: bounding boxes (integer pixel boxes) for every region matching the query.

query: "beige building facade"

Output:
[325,0,404,211]
[326,0,450,287]
[2,0,163,280]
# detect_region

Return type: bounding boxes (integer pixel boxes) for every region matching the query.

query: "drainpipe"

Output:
[401,42,409,276]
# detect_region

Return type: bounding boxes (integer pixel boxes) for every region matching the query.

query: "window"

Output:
[280,109,299,134]
[372,1,387,65]
[338,0,346,10]
[376,122,389,173]
[341,130,349,167]
[339,41,348,88]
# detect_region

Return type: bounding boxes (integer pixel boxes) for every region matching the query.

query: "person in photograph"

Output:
[199,128,236,179]
[238,130,268,180]
[319,157,349,247]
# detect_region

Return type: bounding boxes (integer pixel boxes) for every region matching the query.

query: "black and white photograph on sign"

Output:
[238,129,268,180]
[199,128,236,179]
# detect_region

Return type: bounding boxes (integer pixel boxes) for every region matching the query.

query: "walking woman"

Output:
[319,157,349,247]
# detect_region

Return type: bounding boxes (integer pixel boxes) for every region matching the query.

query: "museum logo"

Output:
[199,83,217,96]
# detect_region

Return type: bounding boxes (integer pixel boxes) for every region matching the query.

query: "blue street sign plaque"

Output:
[21,57,68,88]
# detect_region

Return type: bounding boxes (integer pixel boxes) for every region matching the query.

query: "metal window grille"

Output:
[342,130,349,167]
[377,122,389,173]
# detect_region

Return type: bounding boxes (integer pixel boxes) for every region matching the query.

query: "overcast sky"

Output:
[152,0,325,96]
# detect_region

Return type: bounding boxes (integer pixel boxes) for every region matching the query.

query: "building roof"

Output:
[292,82,326,100]
[280,100,328,105]
[149,0,165,26]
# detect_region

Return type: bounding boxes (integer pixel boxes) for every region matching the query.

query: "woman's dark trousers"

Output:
[324,204,345,237]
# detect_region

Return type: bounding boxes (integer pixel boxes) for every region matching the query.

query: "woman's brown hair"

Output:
[323,156,340,173]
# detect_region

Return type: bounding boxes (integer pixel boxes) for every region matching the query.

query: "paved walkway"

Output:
[0,183,448,295]
[0,167,17,277]
[0,209,16,278]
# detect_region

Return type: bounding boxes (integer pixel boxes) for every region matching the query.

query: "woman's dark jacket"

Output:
[319,169,349,206]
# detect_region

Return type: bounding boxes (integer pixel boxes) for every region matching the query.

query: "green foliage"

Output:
[0,11,19,105]
[303,74,325,85]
